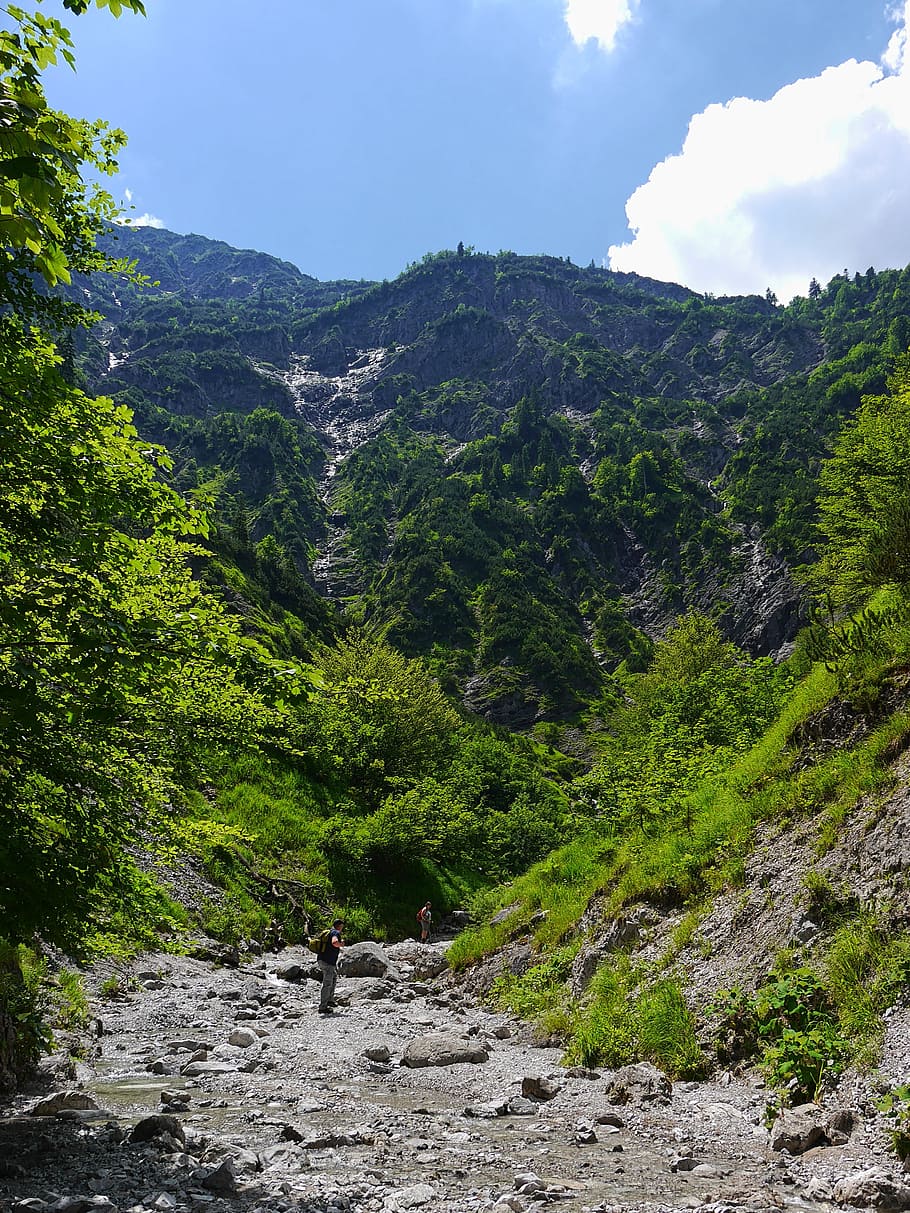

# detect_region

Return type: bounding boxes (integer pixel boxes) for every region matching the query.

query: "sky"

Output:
[34,0,910,299]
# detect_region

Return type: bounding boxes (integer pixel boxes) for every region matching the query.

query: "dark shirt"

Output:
[321,928,342,965]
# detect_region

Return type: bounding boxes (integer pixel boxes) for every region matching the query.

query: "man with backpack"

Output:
[417,901,432,943]
[316,917,344,1013]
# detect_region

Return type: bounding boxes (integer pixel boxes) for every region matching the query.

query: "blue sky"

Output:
[38,0,910,298]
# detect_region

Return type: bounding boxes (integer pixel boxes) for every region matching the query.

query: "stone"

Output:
[364,1045,392,1062]
[521,1074,561,1101]
[341,940,396,978]
[400,1031,489,1067]
[201,1158,238,1196]
[833,1168,910,1209]
[30,1091,101,1116]
[159,1089,190,1105]
[180,1059,238,1077]
[387,1184,436,1209]
[129,1114,186,1145]
[596,1112,624,1128]
[228,1027,258,1047]
[605,1063,672,1104]
[770,1103,829,1154]
[276,963,303,982]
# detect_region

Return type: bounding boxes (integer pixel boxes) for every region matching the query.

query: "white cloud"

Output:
[608,3,910,300]
[563,0,639,52]
[115,189,165,229]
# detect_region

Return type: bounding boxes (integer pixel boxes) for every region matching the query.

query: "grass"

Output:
[449,637,910,1082]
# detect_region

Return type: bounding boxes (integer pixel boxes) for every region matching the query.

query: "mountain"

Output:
[76,227,910,724]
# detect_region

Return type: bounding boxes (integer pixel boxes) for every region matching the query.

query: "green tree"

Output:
[0,326,287,951]
[306,635,460,805]
[1,1,145,317]
[811,353,910,605]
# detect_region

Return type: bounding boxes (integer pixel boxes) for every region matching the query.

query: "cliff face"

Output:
[75,230,910,723]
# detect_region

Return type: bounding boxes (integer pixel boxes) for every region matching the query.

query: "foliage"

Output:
[810,354,910,606]
[0,321,307,953]
[878,1085,910,1162]
[710,968,846,1104]
[0,0,143,317]
[488,944,577,1023]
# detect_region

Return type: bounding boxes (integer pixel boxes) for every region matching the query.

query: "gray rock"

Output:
[30,1091,100,1116]
[341,940,396,978]
[401,1031,489,1067]
[387,1183,436,1209]
[201,1158,238,1196]
[276,962,304,982]
[833,1168,910,1208]
[159,1088,190,1105]
[364,1045,392,1062]
[770,1103,829,1154]
[228,1027,258,1047]
[521,1075,561,1101]
[129,1114,186,1145]
[180,1059,239,1076]
[605,1063,671,1104]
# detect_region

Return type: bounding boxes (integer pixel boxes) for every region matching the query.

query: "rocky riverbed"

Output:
[1,940,908,1213]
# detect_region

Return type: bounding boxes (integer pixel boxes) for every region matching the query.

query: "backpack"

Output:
[307,928,332,955]
[417,906,429,923]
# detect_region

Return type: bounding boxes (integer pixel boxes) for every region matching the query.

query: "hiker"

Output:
[417,900,432,943]
[317,917,344,1013]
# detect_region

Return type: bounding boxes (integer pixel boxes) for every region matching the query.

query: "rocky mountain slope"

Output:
[74,227,910,722]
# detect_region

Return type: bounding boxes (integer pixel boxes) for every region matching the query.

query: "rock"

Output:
[145,1059,175,1075]
[504,1096,538,1115]
[29,1091,100,1116]
[276,962,303,982]
[341,940,396,978]
[490,903,521,927]
[596,1112,624,1128]
[521,1075,561,1101]
[604,1063,671,1104]
[228,1027,258,1047]
[364,1045,392,1062]
[833,1168,910,1208]
[385,1183,436,1209]
[463,1102,500,1118]
[180,1059,239,1076]
[400,1031,489,1067]
[129,1114,186,1145]
[564,1066,601,1080]
[201,1158,238,1196]
[770,1103,829,1154]
[827,1106,858,1144]
[159,1088,190,1105]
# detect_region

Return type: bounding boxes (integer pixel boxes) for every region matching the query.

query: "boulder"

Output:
[605,1063,671,1104]
[276,962,304,982]
[770,1103,829,1154]
[201,1158,238,1196]
[228,1027,258,1048]
[364,1045,392,1063]
[400,1032,489,1068]
[129,1114,186,1146]
[30,1091,100,1116]
[341,940,396,978]
[833,1168,910,1209]
[521,1075,561,1101]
